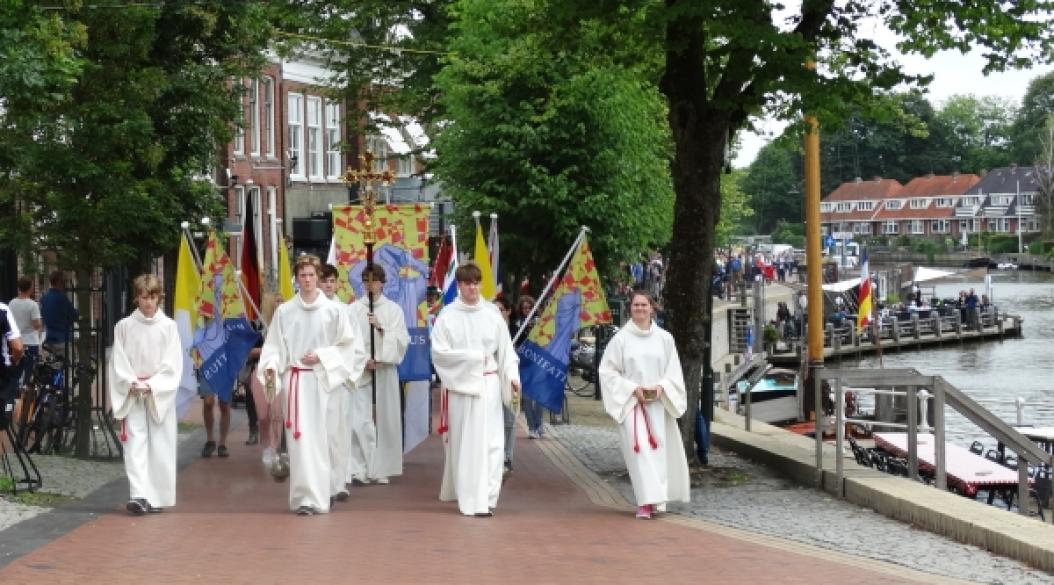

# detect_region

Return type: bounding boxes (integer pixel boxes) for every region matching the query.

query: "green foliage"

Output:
[762,324,780,345]
[0,2,273,270]
[739,139,801,232]
[432,0,673,282]
[717,170,754,247]
[935,94,1016,173]
[770,221,805,249]
[987,234,1020,254]
[895,234,911,247]
[1011,72,1054,164]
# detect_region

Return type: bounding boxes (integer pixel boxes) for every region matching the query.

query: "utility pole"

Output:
[803,60,826,488]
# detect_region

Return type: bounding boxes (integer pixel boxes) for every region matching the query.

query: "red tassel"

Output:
[437,389,449,435]
[120,419,128,442]
[640,404,659,450]
[632,405,641,453]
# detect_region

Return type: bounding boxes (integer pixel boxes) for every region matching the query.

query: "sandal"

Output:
[202,441,216,458]
[217,445,230,458]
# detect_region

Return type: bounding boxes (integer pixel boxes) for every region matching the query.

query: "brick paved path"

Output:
[1,412,958,584]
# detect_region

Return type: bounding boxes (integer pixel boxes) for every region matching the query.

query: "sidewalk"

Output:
[0,406,955,584]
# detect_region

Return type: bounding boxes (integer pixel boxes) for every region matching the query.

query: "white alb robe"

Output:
[599,319,690,507]
[431,298,519,515]
[348,294,409,481]
[109,309,183,508]
[322,295,352,498]
[257,293,365,513]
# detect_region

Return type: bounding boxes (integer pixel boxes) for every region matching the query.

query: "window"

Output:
[935,198,953,208]
[992,218,1010,233]
[931,219,949,233]
[885,200,902,210]
[288,93,304,178]
[910,198,928,209]
[853,223,871,235]
[368,135,388,171]
[249,79,260,157]
[307,96,323,179]
[249,186,262,267]
[857,201,874,211]
[909,220,925,234]
[1020,193,1034,206]
[326,101,341,179]
[959,219,977,233]
[262,77,275,157]
[961,196,980,206]
[397,155,414,177]
[268,186,278,280]
[821,203,833,213]
[233,186,245,227]
[994,195,1014,206]
[836,202,852,212]
[884,221,899,234]
[234,79,245,156]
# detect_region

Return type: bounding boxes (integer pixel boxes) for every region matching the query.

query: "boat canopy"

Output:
[912,266,956,283]
[821,277,862,292]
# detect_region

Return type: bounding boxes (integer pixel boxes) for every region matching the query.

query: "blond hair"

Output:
[294,254,321,277]
[132,274,163,298]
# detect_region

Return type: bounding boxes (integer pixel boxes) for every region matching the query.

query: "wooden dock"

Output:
[769,310,1023,366]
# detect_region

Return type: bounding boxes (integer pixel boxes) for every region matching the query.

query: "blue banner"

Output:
[194,316,261,402]
[398,327,431,381]
[517,340,569,413]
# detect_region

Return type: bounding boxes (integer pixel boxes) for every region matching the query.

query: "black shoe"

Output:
[126,499,146,515]
[146,502,163,514]
[202,441,216,458]
[245,430,259,445]
[295,506,315,516]
[333,490,350,502]
[217,445,230,458]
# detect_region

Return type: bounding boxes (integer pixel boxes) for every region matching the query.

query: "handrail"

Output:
[815,367,1054,523]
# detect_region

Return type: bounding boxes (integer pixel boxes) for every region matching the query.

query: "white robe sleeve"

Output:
[657,333,687,418]
[256,307,289,400]
[108,321,137,420]
[430,314,487,396]
[374,304,409,365]
[599,333,638,424]
[315,305,366,393]
[495,317,520,406]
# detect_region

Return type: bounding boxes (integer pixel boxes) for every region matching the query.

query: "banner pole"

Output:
[512,226,589,345]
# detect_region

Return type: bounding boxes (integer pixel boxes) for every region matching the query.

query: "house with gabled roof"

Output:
[820,177,903,239]
[962,165,1040,236]
[871,173,981,238]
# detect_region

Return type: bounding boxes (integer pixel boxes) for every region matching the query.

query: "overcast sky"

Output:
[732,10,1054,168]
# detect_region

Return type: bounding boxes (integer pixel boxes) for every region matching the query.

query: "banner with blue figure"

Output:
[193,271,261,402]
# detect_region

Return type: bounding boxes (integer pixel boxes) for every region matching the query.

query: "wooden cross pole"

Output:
[342,152,394,420]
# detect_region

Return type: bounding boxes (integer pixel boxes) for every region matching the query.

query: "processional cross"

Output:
[342,151,394,416]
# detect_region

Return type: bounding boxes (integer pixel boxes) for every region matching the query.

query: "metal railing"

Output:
[814,368,1053,522]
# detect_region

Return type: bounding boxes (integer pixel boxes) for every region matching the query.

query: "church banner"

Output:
[518,236,612,413]
[330,203,432,382]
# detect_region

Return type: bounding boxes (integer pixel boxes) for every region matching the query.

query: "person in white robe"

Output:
[347,265,409,484]
[257,255,365,515]
[599,290,690,520]
[108,274,183,515]
[431,263,520,517]
[319,264,352,501]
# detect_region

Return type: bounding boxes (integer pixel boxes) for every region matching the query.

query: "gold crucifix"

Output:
[342,151,395,246]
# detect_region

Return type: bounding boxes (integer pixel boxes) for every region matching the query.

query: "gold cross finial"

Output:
[343,151,395,245]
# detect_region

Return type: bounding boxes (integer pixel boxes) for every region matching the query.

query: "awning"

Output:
[822,277,862,292]
[913,266,956,283]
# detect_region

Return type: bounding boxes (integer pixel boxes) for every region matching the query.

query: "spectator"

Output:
[41,271,78,357]
[8,276,42,388]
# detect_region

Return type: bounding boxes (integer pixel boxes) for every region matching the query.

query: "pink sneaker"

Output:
[635,504,653,519]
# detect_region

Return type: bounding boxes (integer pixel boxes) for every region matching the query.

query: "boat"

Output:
[996,262,1018,270]
[964,257,993,269]
[736,367,801,424]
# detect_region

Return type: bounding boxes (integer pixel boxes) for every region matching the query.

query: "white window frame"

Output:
[1020,193,1034,206]
[821,203,833,213]
[885,200,902,210]
[857,201,874,211]
[249,186,263,265]
[233,186,246,227]
[910,198,928,209]
[307,96,323,180]
[397,155,414,177]
[992,217,1010,233]
[263,77,275,158]
[268,186,278,279]
[930,219,949,234]
[909,219,925,234]
[326,101,341,179]
[935,197,953,208]
[234,79,245,156]
[249,79,260,157]
[288,93,304,179]
[884,221,899,234]
[836,202,852,212]
[368,135,388,172]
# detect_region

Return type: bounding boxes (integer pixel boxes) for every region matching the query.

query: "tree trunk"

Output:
[661,8,730,464]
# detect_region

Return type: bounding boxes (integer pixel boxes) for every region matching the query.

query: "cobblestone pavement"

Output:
[550,422,1053,585]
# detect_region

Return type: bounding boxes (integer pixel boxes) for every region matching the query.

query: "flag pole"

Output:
[181,221,203,271]
[234,269,263,322]
[512,226,589,345]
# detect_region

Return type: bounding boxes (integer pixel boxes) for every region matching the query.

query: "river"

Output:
[844,270,1054,445]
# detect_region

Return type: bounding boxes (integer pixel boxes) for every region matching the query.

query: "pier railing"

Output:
[814,368,1053,523]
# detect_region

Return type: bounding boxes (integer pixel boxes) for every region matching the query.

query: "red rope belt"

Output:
[119,376,151,443]
[633,403,659,453]
[286,366,311,440]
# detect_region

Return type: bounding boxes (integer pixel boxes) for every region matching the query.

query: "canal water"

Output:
[844,270,1054,446]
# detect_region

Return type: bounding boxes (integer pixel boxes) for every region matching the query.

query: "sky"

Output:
[732,11,1054,168]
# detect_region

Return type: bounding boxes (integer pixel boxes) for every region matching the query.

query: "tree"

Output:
[431,0,674,285]
[716,169,754,247]
[1033,115,1054,235]
[542,0,1054,462]
[0,2,273,457]
[740,139,802,233]
[1011,71,1054,164]
[935,94,1016,173]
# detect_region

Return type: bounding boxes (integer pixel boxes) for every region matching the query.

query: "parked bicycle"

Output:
[565,325,618,398]
[15,354,96,455]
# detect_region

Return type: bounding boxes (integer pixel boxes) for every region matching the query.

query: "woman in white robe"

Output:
[431,263,520,516]
[599,290,690,519]
[347,268,409,484]
[109,274,182,514]
[257,257,365,515]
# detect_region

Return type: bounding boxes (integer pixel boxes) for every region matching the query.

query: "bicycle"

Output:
[15,356,94,455]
